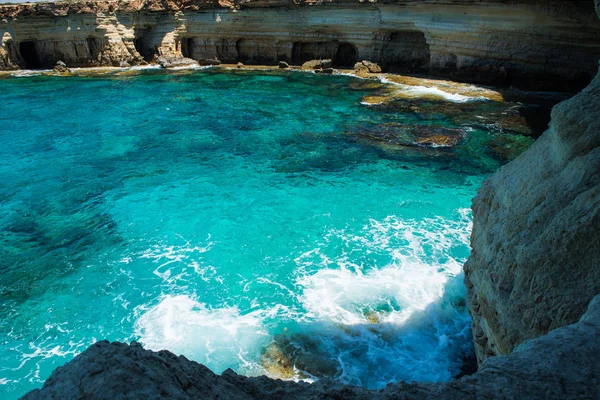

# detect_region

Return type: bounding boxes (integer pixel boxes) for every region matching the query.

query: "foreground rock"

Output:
[464,1,600,363]
[21,295,600,399]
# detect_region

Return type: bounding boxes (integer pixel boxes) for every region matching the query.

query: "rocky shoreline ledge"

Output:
[19,296,600,399]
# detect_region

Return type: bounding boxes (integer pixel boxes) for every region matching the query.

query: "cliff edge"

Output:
[464,0,600,364]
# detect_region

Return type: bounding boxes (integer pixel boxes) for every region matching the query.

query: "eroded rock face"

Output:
[465,31,600,364]
[1,0,599,91]
[20,296,600,399]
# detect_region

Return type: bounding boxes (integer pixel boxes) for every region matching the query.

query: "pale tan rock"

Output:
[465,7,600,361]
[0,1,599,91]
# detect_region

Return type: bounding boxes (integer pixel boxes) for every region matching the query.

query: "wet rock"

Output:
[236,62,244,68]
[21,295,600,400]
[354,60,382,74]
[157,56,199,68]
[350,123,463,149]
[315,67,333,74]
[52,60,68,73]
[301,59,332,70]
[197,58,221,66]
[278,61,289,69]
[261,333,341,379]
[413,133,462,148]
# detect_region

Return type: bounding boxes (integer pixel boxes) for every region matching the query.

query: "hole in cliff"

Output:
[181,38,195,59]
[291,41,358,67]
[333,43,358,67]
[87,37,102,61]
[134,29,158,62]
[379,31,430,71]
[292,42,338,65]
[19,41,42,69]
[236,39,277,65]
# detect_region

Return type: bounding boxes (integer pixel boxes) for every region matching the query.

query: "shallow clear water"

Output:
[0,69,533,398]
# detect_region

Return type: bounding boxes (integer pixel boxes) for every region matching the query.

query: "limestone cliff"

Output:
[1,0,600,91]
[464,0,600,363]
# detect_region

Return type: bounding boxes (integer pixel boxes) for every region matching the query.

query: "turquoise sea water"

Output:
[0,69,533,398]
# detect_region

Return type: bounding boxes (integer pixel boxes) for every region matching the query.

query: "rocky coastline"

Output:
[5,0,600,398]
[1,0,600,91]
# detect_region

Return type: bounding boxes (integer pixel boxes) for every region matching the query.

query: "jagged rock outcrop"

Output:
[20,296,600,399]
[1,0,599,91]
[464,0,600,364]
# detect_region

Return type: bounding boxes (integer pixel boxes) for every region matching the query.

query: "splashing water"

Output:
[0,69,535,398]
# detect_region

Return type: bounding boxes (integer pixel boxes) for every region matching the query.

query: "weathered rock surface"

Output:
[464,0,600,363]
[354,60,382,74]
[52,60,68,73]
[157,56,199,68]
[1,0,599,91]
[301,59,332,70]
[20,296,600,399]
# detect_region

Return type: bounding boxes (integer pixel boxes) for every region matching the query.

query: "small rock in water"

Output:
[278,61,290,69]
[53,60,69,73]
[236,62,244,68]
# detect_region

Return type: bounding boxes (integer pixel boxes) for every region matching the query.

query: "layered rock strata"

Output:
[1,0,600,91]
[20,296,600,399]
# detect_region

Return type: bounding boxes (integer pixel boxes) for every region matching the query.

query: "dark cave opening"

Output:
[19,41,42,69]
[379,31,431,71]
[134,29,158,62]
[333,43,358,67]
[181,37,195,59]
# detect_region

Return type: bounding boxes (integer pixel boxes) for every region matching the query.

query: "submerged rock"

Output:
[261,333,341,379]
[350,123,464,150]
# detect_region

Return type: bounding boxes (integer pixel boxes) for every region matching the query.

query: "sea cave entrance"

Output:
[181,37,195,60]
[292,41,358,67]
[134,29,158,62]
[334,43,358,67]
[19,41,42,69]
[379,31,431,71]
